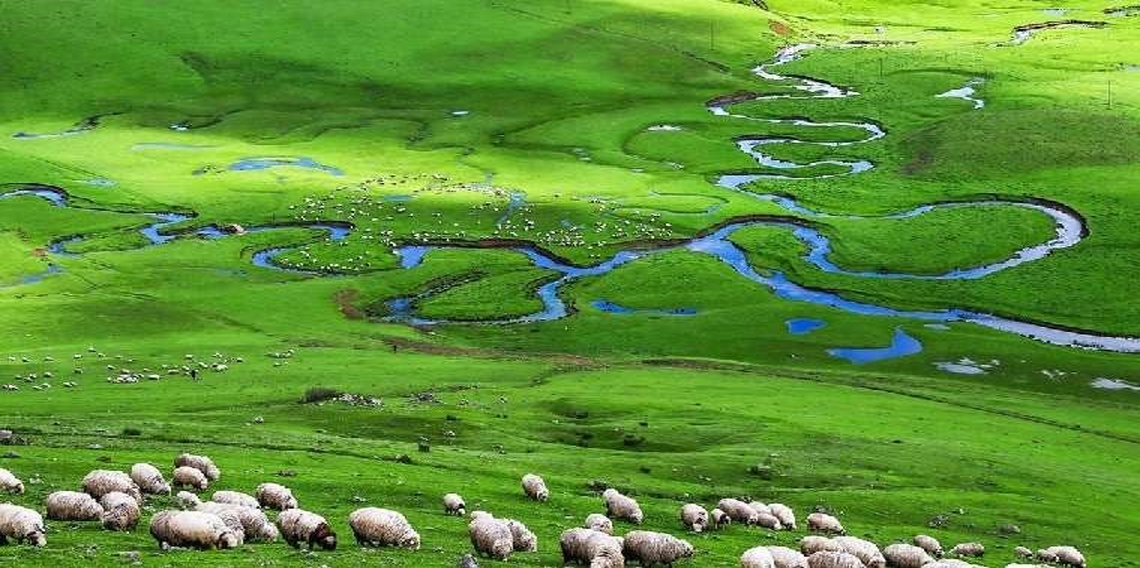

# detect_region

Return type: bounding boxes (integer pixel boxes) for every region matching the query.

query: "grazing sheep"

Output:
[927,561,985,568]
[767,546,808,568]
[1013,546,1033,559]
[176,490,202,509]
[755,511,783,530]
[741,546,777,568]
[149,510,239,550]
[198,502,277,542]
[680,504,708,533]
[213,490,258,509]
[560,527,624,567]
[82,470,142,503]
[175,453,220,481]
[278,508,337,550]
[768,503,796,530]
[883,543,934,568]
[623,530,693,567]
[711,508,730,529]
[1044,546,1086,568]
[950,542,984,558]
[806,551,863,568]
[603,488,644,524]
[0,503,46,546]
[505,518,537,552]
[45,491,104,521]
[100,491,141,531]
[195,504,245,546]
[800,536,841,556]
[914,535,943,558]
[1035,549,1059,563]
[256,482,297,511]
[458,553,480,568]
[521,474,549,502]
[585,513,614,534]
[349,507,420,549]
[833,536,885,568]
[717,498,759,525]
[443,493,466,516]
[806,513,845,535]
[469,513,513,560]
[130,463,171,496]
[749,501,772,515]
[0,469,24,495]
[172,466,208,491]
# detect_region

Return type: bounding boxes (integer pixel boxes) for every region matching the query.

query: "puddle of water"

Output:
[496,192,526,227]
[827,328,923,364]
[227,157,344,176]
[382,194,414,203]
[591,300,696,316]
[0,188,68,207]
[935,362,987,375]
[1043,8,1068,16]
[647,124,683,132]
[786,318,826,335]
[936,78,985,109]
[1091,377,1140,391]
[397,246,432,269]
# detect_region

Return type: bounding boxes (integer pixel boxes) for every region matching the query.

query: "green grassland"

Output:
[0,0,1138,566]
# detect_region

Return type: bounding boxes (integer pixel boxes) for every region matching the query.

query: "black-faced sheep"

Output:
[741,546,776,568]
[130,463,170,496]
[81,470,142,503]
[149,510,239,550]
[806,551,863,568]
[717,498,759,525]
[680,503,708,533]
[100,492,140,531]
[256,482,297,510]
[768,503,796,530]
[560,527,624,567]
[832,536,885,568]
[806,513,844,535]
[585,513,613,534]
[443,493,466,516]
[0,469,24,494]
[469,513,513,560]
[767,545,808,568]
[914,535,943,558]
[623,530,693,567]
[883,543,935,568]
[521,474,549,502]
[212,490,258,509]
[349,507,420,549]
[950,542,984,558]
[172,466,208,491]
[174,453,220,481]
[45,491,104,521]
[711,508,730,529]
[278,508,337,550]
[0,503,46,546]
[603,488,643,524]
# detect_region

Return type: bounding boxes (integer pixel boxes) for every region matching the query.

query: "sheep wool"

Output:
[1013,546,1033,559]
[443,493,466,516]
[278,508,337,550]
[584,513,614,534]
[800,536,842,556]
[174,453,221,481]
[213,490,259,509]
[1036,549,1059,563]
[505,519,537,552]
[883,543,935,568]
[914,534,943,558]
[469,514,513,560]
[0,469,24,495]
[349,507,421,550]
[832,536,885,568]
[172,466,209,491]
[560,528,624,567]
[711,508,731,529]
[717,498,759,525]
[680,503,708,533]
[1044,546,1086,568]
[950,542,985,558]
[0,503,46,546]
[767,545,809,568]
[100,491,141,531]
[149,510,239,550]
[130,463,170,496]
[176,490,202,509]
[807,551,864,568]
[81,470,142,503]
[806,513,845,535]
[521,474,549,502]
[256,483,298,511]
[749,501,772,515]
[756,511,784,530]
[603,488,643,524]
[45,491,104,521]
[741,546,777,568]
[623,530,693,566]
[198,502,277,542]
[768,503,796,530]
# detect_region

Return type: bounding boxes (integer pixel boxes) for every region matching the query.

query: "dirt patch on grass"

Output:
[333,288,363,319]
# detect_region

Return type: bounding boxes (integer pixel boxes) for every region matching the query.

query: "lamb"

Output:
[81,470,142,503]
[174,453,220,481]
[442,493,466,516]
[914,535,943,558]
[176,490,202,509]
[603,488,643,524]
[0,503,46,546]
[212,490,259,509]
[717,498,759,525]
[883,543,934,568]
[767,546,809,568]
[585,513,614,534]
[1044,546,1086,568]
[349,507,420,549]
[1013,546,1033,559]
[100,491,141,531]
[950,542,984,558]
[505,518,537,552]
[521,473,549,502]
[0,469,24,494]
[768,503,796,530]
[741,546,777,568]
[800,536,842,556]
[1035,549,1059,563]
[172,466,208,491]
[806,551,864,568]
[256,482,297,510]
[198,502,278,542]
[560,527,624,568]
[130,463,170,496]
[711,508,730,529]
[45,491,104,521]
[150,510,240,550]
[680,504,708,533]
[623,530,693,567]
[806,513,845,535]
[833,536,885,568]
[278,508,337,550]
[469,513,513,560]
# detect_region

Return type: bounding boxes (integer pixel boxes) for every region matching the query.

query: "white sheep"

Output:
[767,545,808,568]
[198,501,277,542]
[278,508,337,550]
[806,513,845,535]
[833,536,885,568]
[172,466,209,491]
[256,482,297,510]
[521,473,549,502]
[100,491,141,531]
[130,463,171,495]
[150,510,239,550]
[950,542,984,558]
[349,507,420,549]
[0,469,24,494]
[560,527,624,567]
[914,535,943,558]
[749,501,772,515]
[800,536,842,556]
[711,508,730,529]
[883,543,934,568]
[768,503,796,530]
[1044,546,1086,568]
[82,470,142,503]
[0,503,46,546]
[741,546,776,568]
[680,503,708,532]
[176,490,202,509]
[584,513,613,534]
[505,518,537,552]
[717,498,759,525]
[443,493,466,516]
[175,453,220,481]
[603,488,643,524]
[45,491,104,521]
[756,511,783,530]
[213,490,259,509]
[806,551,863,568]
[1036,549,1059,563]
[469,513,513,560]
[623,530,693,566]
[1013,546,1033,559]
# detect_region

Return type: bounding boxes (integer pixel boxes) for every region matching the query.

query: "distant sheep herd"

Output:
[0,460,1088,568]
